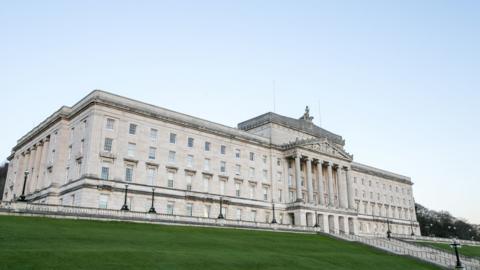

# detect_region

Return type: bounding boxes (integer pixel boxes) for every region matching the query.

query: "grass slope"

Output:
[416,241,480,259]
[0,216,439,270]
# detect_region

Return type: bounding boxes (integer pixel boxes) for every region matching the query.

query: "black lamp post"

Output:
[18,171,29,201]
[410,220,415,236]
[450,239,464,269]
[313,210,319,228]
[386,219,392,240]
[148,188,156,213]
[271,202,277,224]
[218,197,224,219]
[121,184,129,211]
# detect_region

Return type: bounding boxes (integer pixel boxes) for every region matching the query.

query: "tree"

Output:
[416,203,479,241]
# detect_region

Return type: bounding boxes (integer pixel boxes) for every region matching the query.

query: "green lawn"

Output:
[415,241,480,259]
[0,216,440,270]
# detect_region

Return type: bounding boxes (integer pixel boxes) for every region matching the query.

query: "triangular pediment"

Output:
[282,138,353,161]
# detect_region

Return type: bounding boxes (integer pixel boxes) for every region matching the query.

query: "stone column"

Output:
[294,154,303,202]
[33,142,44,191]
[38,137,50,190]
[15,152,27,197]
[306,157,314,203]
[316,161,324,206]
[326,162,334,206]
[337,166,346,208]
[345,167,354,209]
[28,145,42,193]
[26,146,36,194]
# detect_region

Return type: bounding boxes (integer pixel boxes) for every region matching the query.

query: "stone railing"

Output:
[392,233,480,246]
[335,233,480,270]
[0,201,317,234]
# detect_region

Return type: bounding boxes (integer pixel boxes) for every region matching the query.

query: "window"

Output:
[186,175,192,191]
[65,167,70,183]
[251,210,257,222]
[106,118,115,130]
[204,141,210,151]
[68,145,72,160]
[127,143,136,157]
[262,155,267,164]
[125,165,134,182]
[263,187,268,201]
[129,123,137,135]
[203,205,212,218]
[167,202,174,215]
[104,138,113,152]
[236,209,242,220]
[288,175,292,186]
[220,161,226,174]
[235,149,240,159]
[277,158,281,166]
[249,167,255,178]
[278,189,282,202]
[150,128,158,142]
[188,137,194,148]
[220,145,226,155]
[220,180,225,195]
[235,164,241,175]
[169,133,177,144]
[249,152,255,161]
[168,151,176,163]
[265,212,270,223]
[101,166,109,180]
[277,172,282,182]
[289,191,295,202]
[187,155,194,168]
[262,170,268,181]
[203,158,210,171]
[249,185,255,199]
[147,168,156,185]
[148,147,156,160]
[99,195,108,209]
[221,207,227,218]
[167,172,174,188]
[203,176,210,192]
[186,203,193,217]
[235,183,241,197]
[204,205,211,218]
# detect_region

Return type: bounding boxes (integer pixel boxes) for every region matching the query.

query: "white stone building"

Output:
[2,90,420,235]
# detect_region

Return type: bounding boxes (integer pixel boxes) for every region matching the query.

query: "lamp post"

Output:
[450,239,464,269]
[148,188,156,213]
[121,184,129,211]
[410,219,415,236]
[271,202,277,224]
[18,171,29,201]
[218,197,224,219]
[386,219,392,240]
[313,210,319,228]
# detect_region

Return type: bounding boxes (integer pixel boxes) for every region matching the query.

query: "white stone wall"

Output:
[2,90,419,235]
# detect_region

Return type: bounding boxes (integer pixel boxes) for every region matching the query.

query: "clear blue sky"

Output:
[1,1,479,223]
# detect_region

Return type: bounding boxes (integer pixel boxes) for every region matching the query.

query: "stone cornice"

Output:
[237,112,345,146]
[351,162,412,185]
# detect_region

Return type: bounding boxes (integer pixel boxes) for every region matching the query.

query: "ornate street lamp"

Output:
[18,171,29,201]
[450,239,464,269]
[148,188,156,213]
[217,197,224,219]
[121,184,129,211]
[313,210,320,228]
[410,219,415,236]
[271,202,277,224]
[386,219,392,240]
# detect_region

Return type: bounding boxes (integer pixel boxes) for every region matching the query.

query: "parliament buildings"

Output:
[2,90,419,236]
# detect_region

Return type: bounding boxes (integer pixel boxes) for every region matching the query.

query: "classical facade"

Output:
[2,90,419,236]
